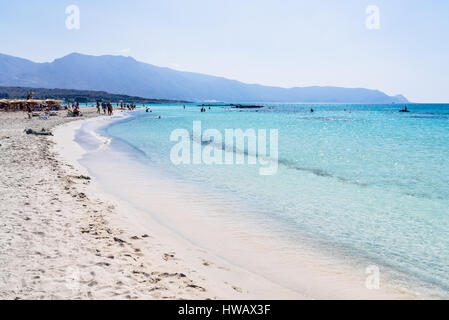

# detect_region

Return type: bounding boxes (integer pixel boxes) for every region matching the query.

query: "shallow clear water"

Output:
[82,103,449,296]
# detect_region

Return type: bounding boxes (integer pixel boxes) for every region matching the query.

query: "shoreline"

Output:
[52,109,422,300]
[51,111,306,299]
[0,107,428,299]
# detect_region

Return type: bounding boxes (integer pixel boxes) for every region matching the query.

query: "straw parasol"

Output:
[26,99,46,105]
[44,99,64,105]
[9,99,27,104]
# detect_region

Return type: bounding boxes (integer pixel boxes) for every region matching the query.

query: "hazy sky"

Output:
[1,0,448,102]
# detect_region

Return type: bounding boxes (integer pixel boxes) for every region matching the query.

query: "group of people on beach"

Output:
[96,101,114,116]
[119,102,137,111]
[94,101,143,116]
[0,101,63,113]
[67,102,82,117]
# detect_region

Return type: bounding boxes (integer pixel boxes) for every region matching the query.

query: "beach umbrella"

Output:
[27,99,46,104]
[9,99,27,104]
[0,99,10,107]
[44,99,64,105]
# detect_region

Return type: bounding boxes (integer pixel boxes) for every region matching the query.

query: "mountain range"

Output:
[0,52,408,103]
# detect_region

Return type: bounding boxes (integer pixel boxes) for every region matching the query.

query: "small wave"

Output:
[409,115,449,120]
[191,133,369,187]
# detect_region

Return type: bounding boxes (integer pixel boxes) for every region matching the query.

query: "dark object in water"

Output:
[199,104,229,107]
[311,108,314,113]
[399,106,410,113]
[24,128,53,136]
[198,104,264,109]
[230,104,264,109]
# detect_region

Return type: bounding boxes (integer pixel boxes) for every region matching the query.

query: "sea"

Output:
[74,103,449,298]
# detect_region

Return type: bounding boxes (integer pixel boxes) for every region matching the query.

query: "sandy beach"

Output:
[1,0,447,303]
[0,108,304,300]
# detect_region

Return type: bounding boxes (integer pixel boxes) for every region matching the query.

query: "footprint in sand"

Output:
[186,284,206,292]
[162,253,176,261]
[202,259,212,267]
[232,285,243,293]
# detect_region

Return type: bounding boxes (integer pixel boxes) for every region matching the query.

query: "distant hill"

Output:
[0,52,409,104]
[0,86,187,104]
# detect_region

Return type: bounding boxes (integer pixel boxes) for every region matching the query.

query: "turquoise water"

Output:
[90,103,449,296]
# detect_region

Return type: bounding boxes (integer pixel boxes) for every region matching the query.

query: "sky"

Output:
[0,0,448,102]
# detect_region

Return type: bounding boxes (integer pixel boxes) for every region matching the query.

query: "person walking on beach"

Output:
[107,102,113,116]
[96,101,101,114]
[101,102,107,115]
[26,103,32,118]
